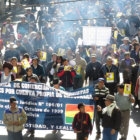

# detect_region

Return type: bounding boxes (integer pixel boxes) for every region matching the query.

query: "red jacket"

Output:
[57,66,75,88]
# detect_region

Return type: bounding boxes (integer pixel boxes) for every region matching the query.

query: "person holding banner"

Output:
[51,78,65,134]
[119,37,131,60]
[31,56,45,83]
[100,56,119,95]
[3,97,27,140]
[0,62,15,83]
[115,84,135,140]
[97,94,121,140]
[24,75,39,137]
[22,67,40,82]
[72,103,93,140]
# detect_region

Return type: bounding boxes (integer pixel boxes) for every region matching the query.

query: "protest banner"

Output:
[83,26,112,46]
[0,82,95,131]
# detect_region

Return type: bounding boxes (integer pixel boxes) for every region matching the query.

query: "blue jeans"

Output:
[8,131,23,140]
[102,128,118,140]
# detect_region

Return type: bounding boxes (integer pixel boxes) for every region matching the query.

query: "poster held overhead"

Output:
[83,26,112,46]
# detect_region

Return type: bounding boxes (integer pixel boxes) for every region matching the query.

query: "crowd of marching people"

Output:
[1,0,140,140]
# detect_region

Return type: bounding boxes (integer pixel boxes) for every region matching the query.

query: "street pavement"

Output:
[0,108,140,140]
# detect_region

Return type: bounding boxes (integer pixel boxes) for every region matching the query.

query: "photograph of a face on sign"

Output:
[83,26,112,46]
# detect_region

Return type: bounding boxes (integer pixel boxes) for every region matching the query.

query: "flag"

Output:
[65,104,94,124]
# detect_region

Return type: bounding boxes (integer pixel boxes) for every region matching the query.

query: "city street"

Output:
[0,2,140,140]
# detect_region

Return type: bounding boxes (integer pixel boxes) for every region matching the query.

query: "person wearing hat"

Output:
[3,97,27,140]
[120,52,136,84]
[10,57,18,67]
[100,56,119,95]
[130,43,140,64]
[4,43,20,62]
[0,62,15,83]
[93,78,109,139]
[85,54,102,87]
[1,18,14,44]
[119,37,131,60]
[31,56,45,83]
[115,84,135,140]
[97,94,121,140]
[72,103,93,140]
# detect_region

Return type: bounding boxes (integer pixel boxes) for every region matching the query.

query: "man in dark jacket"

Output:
[100,56,119,95]
[86,54,102,87]
[97,95,121,140]
[72,103,93,140]
[93,78,109,139]
[120,52,136,84]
